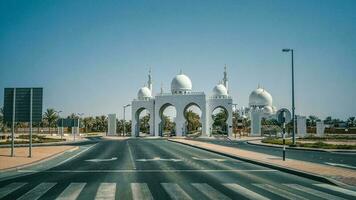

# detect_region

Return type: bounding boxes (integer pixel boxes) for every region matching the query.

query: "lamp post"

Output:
[282,48,296,145]
[77,113,84,140]
[123,104,131,136]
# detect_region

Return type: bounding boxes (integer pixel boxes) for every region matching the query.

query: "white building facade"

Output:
[131,68,233,137]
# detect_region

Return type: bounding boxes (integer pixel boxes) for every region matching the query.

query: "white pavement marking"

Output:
[324,162,356,170]
[284,184,347,200]
[192,183,231,200]
[127,141,137,169]
[85,157,117,162]
[161,183,192,200]
[95,183,116,200]
[192,157,226,162]
[314,183,356,197]
[131,183,154,200]
[223,183,270,200]
[253,184,307,200]
[56,183,86,200]
[55,143,98,167]
[0,182,27,199]
[136,157,182,162]
[17,182,56,200]
[18,169,276,173]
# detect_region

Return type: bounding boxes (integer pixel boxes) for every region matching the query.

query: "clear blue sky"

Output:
[1,0,355,120]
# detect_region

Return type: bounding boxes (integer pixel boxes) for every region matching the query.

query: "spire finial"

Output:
[160,82,163,94]
[179,69,183,74]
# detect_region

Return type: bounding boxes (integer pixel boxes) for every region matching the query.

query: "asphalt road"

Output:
[195,138,356,170]
[0,138,355,200]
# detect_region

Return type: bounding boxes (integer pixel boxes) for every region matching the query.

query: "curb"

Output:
[0,146,79,173]
[0,138,99,148]
[246,141,356,153]
[168,139,352,188]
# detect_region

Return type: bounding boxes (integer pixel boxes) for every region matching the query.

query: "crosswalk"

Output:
[0,181,355,200]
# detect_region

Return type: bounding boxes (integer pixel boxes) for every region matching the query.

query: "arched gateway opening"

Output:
[159,103,177,137]
[135,108,151,137]
[211,106,228,136]
[184,103,202,137]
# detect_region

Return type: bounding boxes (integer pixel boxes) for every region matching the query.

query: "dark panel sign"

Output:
[57,118,80,127]
[3,88,43,123]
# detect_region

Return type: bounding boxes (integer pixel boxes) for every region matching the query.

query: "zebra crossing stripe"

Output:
[192,183,231,200]
[161,183,192,200]
[223,183,270,200]
[17,182,56,200]
[131,183,154,200]
[284,184,347,200]
[95,183,116,200]
[314,184,356,197]
[56,183,86,200]
[253,184,307,200]
[0,182,27,199]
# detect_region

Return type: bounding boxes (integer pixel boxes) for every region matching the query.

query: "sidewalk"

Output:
[248,140,356,152]
[169,139,356,187]
[0,146,77,171]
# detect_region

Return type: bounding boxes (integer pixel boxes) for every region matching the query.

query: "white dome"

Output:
[249,87,273,107]
[137,86,152,100]
[171,73,192,94]
[213,84,228,97]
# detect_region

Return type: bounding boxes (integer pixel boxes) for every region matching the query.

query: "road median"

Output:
[168,138,356,188]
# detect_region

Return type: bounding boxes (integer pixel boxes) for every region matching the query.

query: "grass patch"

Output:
[262,137,356,149]
[1,135,65,145]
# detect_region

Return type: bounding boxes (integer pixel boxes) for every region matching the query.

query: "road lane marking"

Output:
[314,184,356,197]
[56,183,86,200]
[18,169,277,173]
[127,141,137,169]
[95,183,116,200]
[192,157,226,162]
[253,184,307,200]
[192,183,231,200]
[85,157,117,162]
[284,184,347,200]
[324,162,356,170]
[54,143,98,167]
[161,183,192,200]
[223,183,270,200]
[131,183,153,200]
[136,157,182,162]
[0,182,27,199]
[17,182,56,200]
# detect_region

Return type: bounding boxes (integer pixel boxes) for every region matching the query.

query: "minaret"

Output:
[223,64,229,93]
[148,67,152,92]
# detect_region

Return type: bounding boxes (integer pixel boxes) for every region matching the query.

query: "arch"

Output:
[183,102,202,136]
[134,107,151,137]
[211,106,229,135]
[159,103,177,137]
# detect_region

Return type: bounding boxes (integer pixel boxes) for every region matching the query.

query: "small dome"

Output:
[137,86,152,100]
[171,73,192,94]
[249,87,273,107]
[213,84,228,97]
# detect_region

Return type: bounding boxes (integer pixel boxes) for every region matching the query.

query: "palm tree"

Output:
[43,108,59,135]
[140,114,150,133]
[185,110,201,133]
[348,117,355,127]
[82,117,95,133]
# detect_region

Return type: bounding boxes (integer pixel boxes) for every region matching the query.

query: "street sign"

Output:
[276,108,291,124]
[57,118,80,127]
[3,87,43,158]
[3,88,43,122]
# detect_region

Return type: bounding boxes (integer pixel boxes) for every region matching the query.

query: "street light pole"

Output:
[77,113,84,139]
[123,104,131,136]
[282,48,296,145]
[55,110,62,139]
